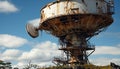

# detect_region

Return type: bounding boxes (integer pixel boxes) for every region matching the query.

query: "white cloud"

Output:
[93,45,120,55]
[17,42,120,68]
[19,41,60,61]
[0,49,22,61]
[90,58,120,66]
[0,0,18,13]
[1,40,120,68]
[13,61,28,69]
[18,41,61,68]
[89,45,120,66]
[2,49,21,57]
[0,38,60,68]
[28,18,40,28]
[0,34,28,48]
[14,61,53,69]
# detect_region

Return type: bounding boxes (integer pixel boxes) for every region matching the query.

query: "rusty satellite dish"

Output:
[26,0,114,65]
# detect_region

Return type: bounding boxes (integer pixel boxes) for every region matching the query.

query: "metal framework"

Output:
[51,14,112,65]
[26,0,114,67]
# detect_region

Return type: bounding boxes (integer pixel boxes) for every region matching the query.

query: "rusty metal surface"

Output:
[28,0,115,66]
[40,0,114,23]
[26,0,114,65]
[39,14,113,37]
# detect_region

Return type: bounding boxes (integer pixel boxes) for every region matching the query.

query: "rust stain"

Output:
[57,2,59,15]
[41,10,46,22]
[39,0,113,39]
[71,8,79,14]
[47,4,51,9]
[86,15,93,28]
[69,56,77,63]
[69,1,73,14]
[64,0,70,14]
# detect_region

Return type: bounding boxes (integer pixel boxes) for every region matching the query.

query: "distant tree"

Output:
[14,67,19,69]
[0,60,12,69]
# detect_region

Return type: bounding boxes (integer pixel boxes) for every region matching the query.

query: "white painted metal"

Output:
[40,0,109,22]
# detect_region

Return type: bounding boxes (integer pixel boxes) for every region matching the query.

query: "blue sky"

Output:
[0,0,120,68]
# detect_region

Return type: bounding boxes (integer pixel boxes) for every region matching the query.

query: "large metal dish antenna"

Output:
[26,0,114,66]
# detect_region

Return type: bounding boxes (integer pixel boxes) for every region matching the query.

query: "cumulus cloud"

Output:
[93,45,120,55]
[19,41,60,61]
[17,42,120,67]
[0,49,22,61]
[0,0,18,13]
[90,58,120,66]
[0,40,60,68]
[1,40,120,68]
[28,18,40,28]
[18,41,61,67]
[0,34,28,48]
[89,45,120,66]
